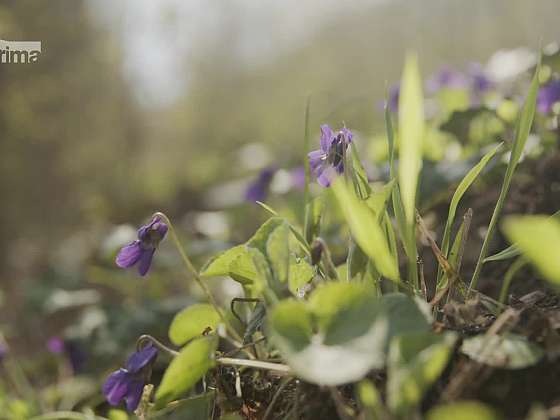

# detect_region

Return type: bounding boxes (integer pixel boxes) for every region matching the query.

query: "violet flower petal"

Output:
[137,248,155,276]
[116,241,143,268]
[103,369,130,406]
[320,124,333,151]
[126,344,158,374]
[125,380,145,412]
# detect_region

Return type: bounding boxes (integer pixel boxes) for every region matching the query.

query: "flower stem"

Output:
[137,334,179,357]
[152,212,242,343]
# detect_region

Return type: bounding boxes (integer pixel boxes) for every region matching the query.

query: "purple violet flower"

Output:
[468,63,493,95]
[103,343,158,412]
[308,125,353,187]
[426,66,469,94]
[47,336,87,373]
[245,167,276,202]
[537,79,560,114]
[47,336,65,354]
[116,216,168,276]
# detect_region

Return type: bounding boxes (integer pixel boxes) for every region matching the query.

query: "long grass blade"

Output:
[469,59,540,293]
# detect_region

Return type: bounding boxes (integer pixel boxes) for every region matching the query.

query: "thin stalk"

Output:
[152,212,242,343]
[216,357,291,373]
[468,172,514,294]
[315,237,340,280]
[303,96,311,211]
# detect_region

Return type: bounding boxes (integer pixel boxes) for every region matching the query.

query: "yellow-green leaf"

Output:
[169,304,221,346]
[332,179,399,281]
[398,53,424,227]
[156,336,217,407]
[502,215,560,285]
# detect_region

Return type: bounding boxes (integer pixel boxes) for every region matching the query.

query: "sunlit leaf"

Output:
[502,215,560,285]
[200,245,256,284]
[366,180,395,221]
[266,222,290,284]
[350,142,371,200]
[169,304,221,346]
[156,336,217,407]
[288,255,315,295]
[486,210,560,263]
[398,53,424,227]
[331,179,399,281]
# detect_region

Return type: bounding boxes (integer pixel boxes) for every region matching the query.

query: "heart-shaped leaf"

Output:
[156,336,217,406]
[168,304,221,346]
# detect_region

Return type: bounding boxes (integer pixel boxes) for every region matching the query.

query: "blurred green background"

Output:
[0,0,559,415]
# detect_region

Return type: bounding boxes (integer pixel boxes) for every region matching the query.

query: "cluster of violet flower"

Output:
[389,63,560,118]
[537,78,560,114]
[104,124,352,411]
[387,64,494,113]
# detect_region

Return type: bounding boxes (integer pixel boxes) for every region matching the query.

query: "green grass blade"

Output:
[398,53,424,229]
[437,143,502,282]
[469,59,540,292]
[397,54,424,290]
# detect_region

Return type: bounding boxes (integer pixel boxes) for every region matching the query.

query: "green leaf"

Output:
[387,332,457,414]
[151,393,215,420]
[357,380,384,419]
[169,304,221,346]
[486,210,560,263]
[502,215,560,285]
[200,245,256,284]
[441,143,502,263]
[398,53,424,228]
[304,196,323,244]
[366,180,395,221]
[331,178,399,281]
[247,217,285,252]
[460,333,543,369]
[427,402,501,420]
[381,293,432,349]
[248,247,274,297]
[266,222,290,284]
[108,409,129,420]
[350,142,371,200]
[347,239,370,282]
[156,336,217,407]
[269,283,387,385]
[288,255,315,295]
[484,244,521,263]
[386,104,413,261]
